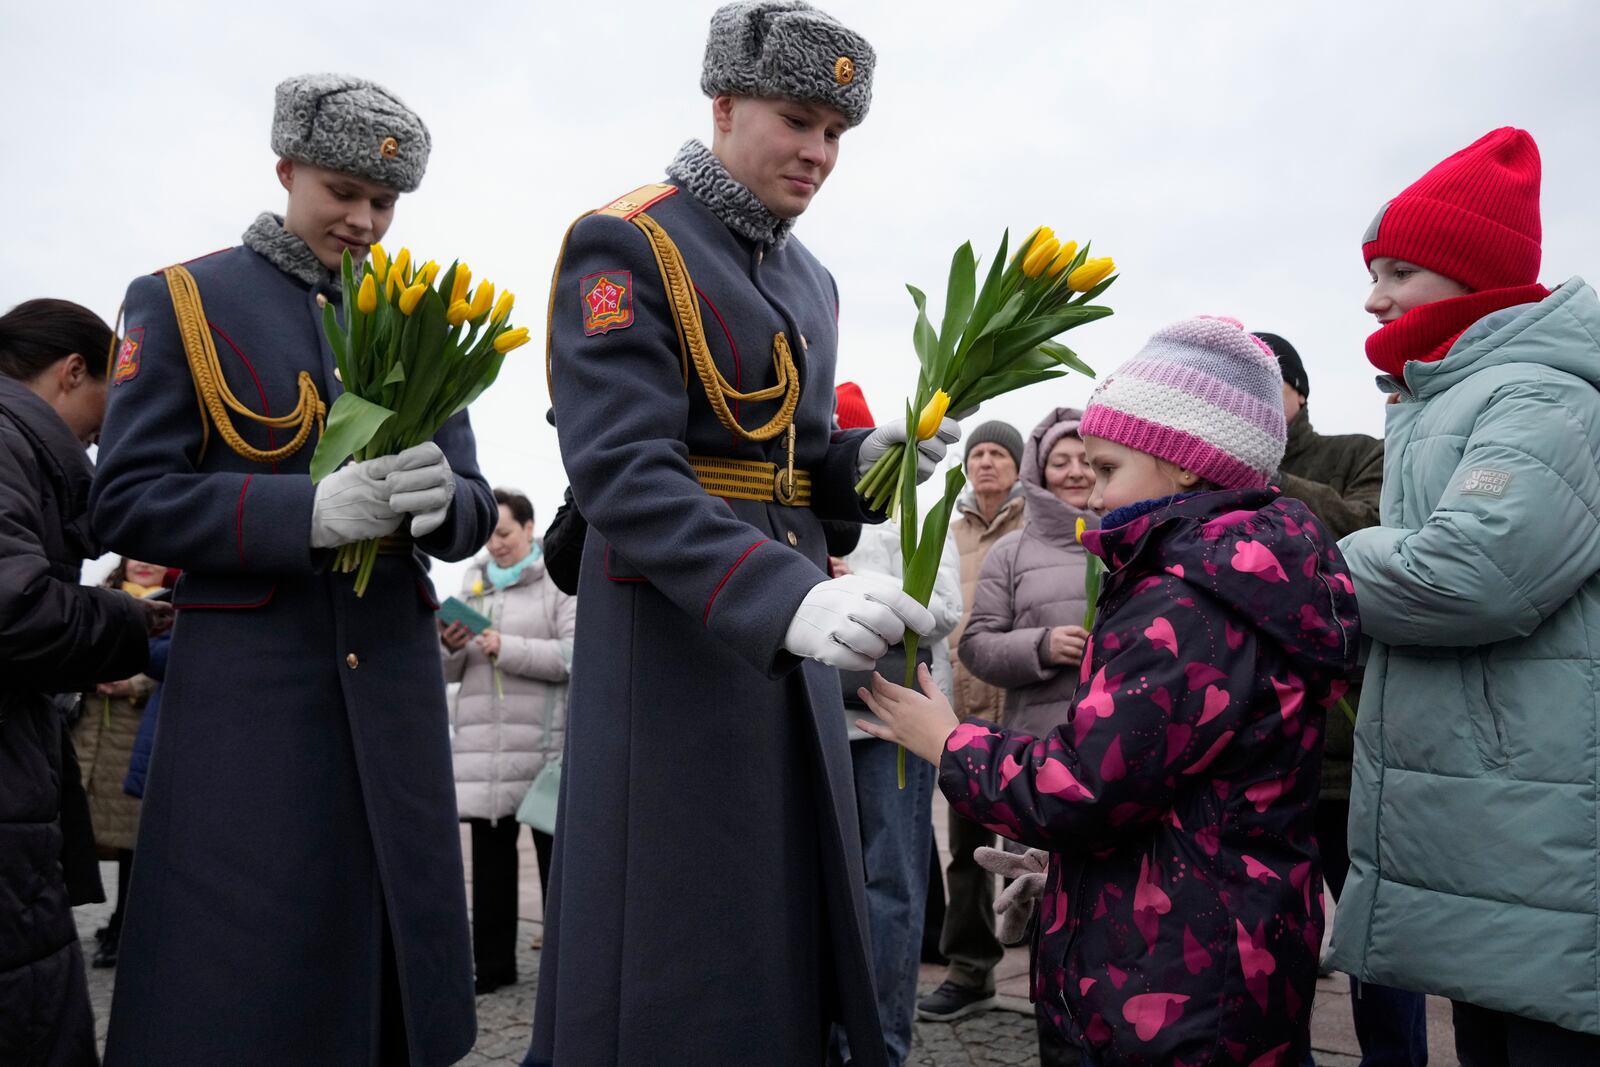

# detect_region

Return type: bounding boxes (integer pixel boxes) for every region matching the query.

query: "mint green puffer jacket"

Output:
[1328,278,1600,1035]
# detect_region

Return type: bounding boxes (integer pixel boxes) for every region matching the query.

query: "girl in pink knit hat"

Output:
[858,316,1361,1065]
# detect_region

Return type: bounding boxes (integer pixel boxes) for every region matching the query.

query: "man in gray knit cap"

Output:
[528,4,961,1067]
[91,74,494,1066]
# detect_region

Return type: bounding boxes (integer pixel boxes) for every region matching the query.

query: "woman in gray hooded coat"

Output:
[959,407,1098,740]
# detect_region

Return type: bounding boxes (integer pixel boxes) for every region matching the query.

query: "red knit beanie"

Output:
[834,381,875,430]
[1362,127,1542,292]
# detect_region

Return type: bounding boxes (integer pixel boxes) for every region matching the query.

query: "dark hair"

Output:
[493,488,534,526]
[0,299,116,382]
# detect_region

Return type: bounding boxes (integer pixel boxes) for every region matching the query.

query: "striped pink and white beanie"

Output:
[1079,316,1286,490]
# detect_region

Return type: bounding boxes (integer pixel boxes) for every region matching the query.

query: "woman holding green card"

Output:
[441,487,576,994]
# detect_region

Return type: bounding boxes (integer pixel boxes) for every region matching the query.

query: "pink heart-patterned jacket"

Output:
[939,488,1360,1066]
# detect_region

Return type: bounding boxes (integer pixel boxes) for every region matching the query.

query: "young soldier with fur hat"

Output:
[527,4,963,1065]
[1328,128,1600,1061]
[90,74,495,1066]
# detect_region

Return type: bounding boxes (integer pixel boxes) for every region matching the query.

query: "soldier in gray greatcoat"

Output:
[527,4,962,1065]
[90,75,495,1066]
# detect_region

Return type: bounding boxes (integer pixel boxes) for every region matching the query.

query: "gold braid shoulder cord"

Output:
[545,193,806,503]
[161,264,326,465]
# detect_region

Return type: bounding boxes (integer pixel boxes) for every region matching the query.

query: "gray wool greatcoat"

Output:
[529,182,888,1067]
[89,240,495,1067]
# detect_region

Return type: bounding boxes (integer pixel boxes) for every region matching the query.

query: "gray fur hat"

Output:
[700,1,875,127]
[271,74,431,193]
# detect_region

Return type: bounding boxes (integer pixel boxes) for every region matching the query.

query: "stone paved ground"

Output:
[78,799,1459,1065]
[77,874,1456,1064]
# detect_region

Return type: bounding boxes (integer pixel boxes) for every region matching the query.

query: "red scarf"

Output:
[1365,283,1550,381]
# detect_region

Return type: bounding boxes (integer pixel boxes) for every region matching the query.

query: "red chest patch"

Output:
[581,271,633,335]
[113,327,144,384]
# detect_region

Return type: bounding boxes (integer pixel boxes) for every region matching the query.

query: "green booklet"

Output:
[438,596,492,634]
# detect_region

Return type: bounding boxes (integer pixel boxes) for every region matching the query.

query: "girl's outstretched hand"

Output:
[855,662,960,767]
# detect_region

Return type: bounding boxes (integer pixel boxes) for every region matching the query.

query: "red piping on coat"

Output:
[177,587,277,611]
[235,475,251,564]
[605,545,647,583]
[695,285,741,430]
[208,319,279,469]
[704,540,767,624]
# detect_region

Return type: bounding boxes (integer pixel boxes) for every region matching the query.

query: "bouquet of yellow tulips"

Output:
[311,244,530,594]
[875,228,1116,785]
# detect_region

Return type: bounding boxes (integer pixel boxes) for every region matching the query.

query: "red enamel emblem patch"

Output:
[581,271,633,335]
[113,328,144,384]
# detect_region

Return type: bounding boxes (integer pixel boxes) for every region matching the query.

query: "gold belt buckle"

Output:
[774,423,798,505]
[773,467,801,506]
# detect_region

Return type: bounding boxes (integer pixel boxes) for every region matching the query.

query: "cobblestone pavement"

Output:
[78,859,1455,1066]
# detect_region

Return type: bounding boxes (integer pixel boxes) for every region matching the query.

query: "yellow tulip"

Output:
[398,281,428,315]
[357,272,378,315]
[369,243,389,282]
[915,389,951,441]
[491,290,515,325]
[1012,225,1054,267]
[492,327,531,354]
[1075,517,1087,544]
[470,579,485,598]
[1022,236,1061,278]
[446,299,473,327]
[1066,257,1116,293]
[392,247,412,285]
[418,260,440,288]
[450,264,472,307]
[1048,241,1079,277]
[469,280,495,320]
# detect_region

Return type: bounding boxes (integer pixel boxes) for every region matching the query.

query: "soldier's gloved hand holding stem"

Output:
[783,572,936,670]
[308,441,454,547]
[382,441,454,536]
[855,415,962,484]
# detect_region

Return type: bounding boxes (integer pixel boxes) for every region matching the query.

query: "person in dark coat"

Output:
[122,629,170,801]
[1252,331,1424,1067]
[527,5,959,1065]
[89,74,495,1067]
[0,297,163,1067]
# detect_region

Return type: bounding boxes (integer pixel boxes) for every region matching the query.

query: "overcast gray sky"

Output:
[5,0,1596,593]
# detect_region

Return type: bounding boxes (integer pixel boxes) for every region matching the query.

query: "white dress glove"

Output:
[384,442,455,537]
[782,574,937,671]
[310,456,405,548]
[854,416,962,484]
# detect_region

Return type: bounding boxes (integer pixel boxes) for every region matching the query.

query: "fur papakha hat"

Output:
[700,1,875,127]
[271,74,431,193]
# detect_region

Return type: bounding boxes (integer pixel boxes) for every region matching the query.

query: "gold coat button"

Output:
[786,530,799,547]
[346,653,359,669]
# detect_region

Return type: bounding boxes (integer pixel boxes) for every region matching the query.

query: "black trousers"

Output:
[467,817,552,982]
[1453,1000,1600,1066]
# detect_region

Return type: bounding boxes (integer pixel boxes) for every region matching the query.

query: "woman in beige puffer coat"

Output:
[441,489,575,993]
[958,407,1098,738]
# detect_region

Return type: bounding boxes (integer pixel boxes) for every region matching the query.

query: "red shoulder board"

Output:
[595,183,677,221]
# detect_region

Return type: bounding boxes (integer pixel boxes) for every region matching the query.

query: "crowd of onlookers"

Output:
[6,121,1600,1066]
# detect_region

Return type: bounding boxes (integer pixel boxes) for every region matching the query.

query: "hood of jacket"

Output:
[466,548,548,593]
[0,375,98,562]
[1018,405,1098,543]
[955,479,1025,530]
[1405,276,1600,399]
[1085,488,1359,678]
